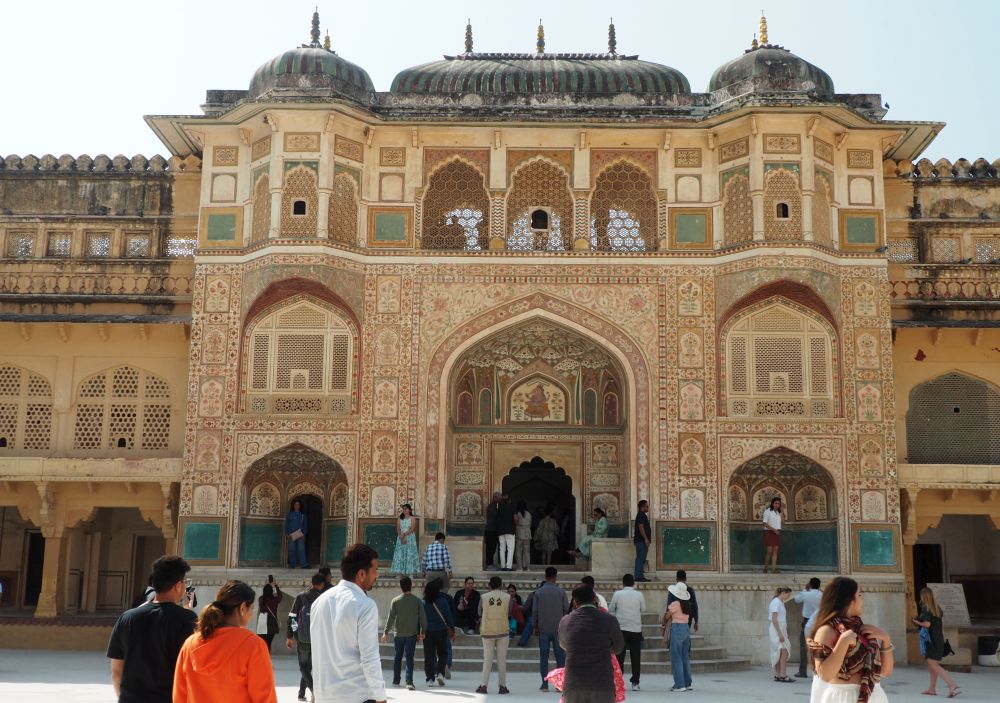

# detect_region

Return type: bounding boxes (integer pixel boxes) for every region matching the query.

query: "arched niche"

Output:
[906,371,1000,464]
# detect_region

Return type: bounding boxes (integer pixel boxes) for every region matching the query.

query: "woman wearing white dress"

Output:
[769,587,795,683]
[808,576,895,703]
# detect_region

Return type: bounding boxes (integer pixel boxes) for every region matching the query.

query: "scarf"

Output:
[809,616,882,703]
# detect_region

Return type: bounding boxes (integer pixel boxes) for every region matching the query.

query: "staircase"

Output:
[380,611,751,675]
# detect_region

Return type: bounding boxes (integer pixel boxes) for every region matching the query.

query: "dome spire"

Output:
[536,19,545,54]
[751,33,758,50]
[608,17,617,55]
[465,19,473,54]
[323,30,331,51]
[759,12,769,45]
[309,8,322,47]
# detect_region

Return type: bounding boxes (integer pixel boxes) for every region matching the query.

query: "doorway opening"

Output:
[22,531,44,608]
[291,494,324,568]
[502,456,575,565]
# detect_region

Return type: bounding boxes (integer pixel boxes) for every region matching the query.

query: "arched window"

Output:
[507,160,574,251]
[722,169,753,246]
[812,171,833,247]
[590,161,657,251]
[245,298,357,415]
[72,366,171,451]
[906,372,1000,464]
[251,170,271,244]
[723,300,836,418]
[422,160,490,251]
[281,164,318,237]
[763,167,802,240]
[0,365,53,452]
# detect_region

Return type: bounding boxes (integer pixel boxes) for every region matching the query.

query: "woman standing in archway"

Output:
[762,497,783,574]
[392,504,420,576]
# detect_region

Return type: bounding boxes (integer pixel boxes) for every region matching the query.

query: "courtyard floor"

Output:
[0,649,995,702]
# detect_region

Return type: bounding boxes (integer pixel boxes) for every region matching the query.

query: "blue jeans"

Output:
[669,623,692,689]
[447,638,453,668]
[634,541,649,579]
[538,631,565,681]
[518,615,534,646]
[288,537,307,568]
[393,635,417,683]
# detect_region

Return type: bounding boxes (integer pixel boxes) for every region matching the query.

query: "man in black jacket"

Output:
[286,572,326,702]
[484,492,502,569]
[558,584,625,703]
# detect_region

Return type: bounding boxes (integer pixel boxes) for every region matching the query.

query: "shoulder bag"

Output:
[431,601,455,639]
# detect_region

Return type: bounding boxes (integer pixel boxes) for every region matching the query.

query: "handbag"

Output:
[431,602,455,639]
[255,611,269,634]
[943,638,955,658]
[289,529,304,541]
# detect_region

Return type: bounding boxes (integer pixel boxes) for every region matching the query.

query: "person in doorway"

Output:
[556,583,625,703]
[667,571,699,632]
[107,555,197,703]
[453,577,481,635]
[915,586,960,698]
[476,576,513,694]
[497,494,517,571]
[534,508,560,566]
[173,580,277,703]
[535,566,570,691]
[769,587,795,683]
[310,543,386,703]
[286,572,326,702]
[572,508,608,560]
[794,578,822,678]
[391,504,420,576]
[422,577,456,687]
[661,581,694,693]
[285,499,309,569]
[382,576,427,690]
[581,575,607,610]
[762,497,783,574]
[809,576,895,703]
[423,532,453,592]
[256,576,283,652]
[484,491,502,569]
[514,500,533,571]
[609,574,646,691]
[633,500,651,582]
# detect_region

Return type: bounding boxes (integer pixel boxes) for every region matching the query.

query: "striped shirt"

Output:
[422,541,452,572]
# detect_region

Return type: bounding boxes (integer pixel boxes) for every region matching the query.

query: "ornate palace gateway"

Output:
[1,13,998,663]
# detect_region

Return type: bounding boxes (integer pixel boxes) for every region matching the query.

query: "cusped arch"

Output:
[422,157,491,251]
[0,363,53,451]
[506,157,574,251]
[589,158,658,251]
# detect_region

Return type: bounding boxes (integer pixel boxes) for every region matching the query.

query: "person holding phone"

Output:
[183,579,198,611]
[257,575,284,652]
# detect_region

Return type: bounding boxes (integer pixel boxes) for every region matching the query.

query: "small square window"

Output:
[6,233,35,258]
[125,234,151,258]
[46,232,73,257]
[292,200,307,216]
[86,232,112,257]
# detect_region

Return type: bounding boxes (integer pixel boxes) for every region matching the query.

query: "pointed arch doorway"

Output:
[501,456,576,565]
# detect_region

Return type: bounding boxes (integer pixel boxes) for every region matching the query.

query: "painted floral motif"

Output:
[198,379,224,417]
[853,281,878,318]
[372,434,396,473]
[680,488,705,519]
[195,431,222,472]
[374,378,399,418]
[456,440,483,465]
[593,442,619,468]
[455,490,483,517]
[861,490,887,521]
[679,331,703,368]
[592,492,620,518]
[794,484,828,521]
[752,487,787,520]
[370,485,395,516]
[376,276,402,313]
[204,277,231,313]
[679,436,705,475]
[193,485,218,515]
[249,482,281,516]
[374,328,401,366]
[679,382,704,420]
[201,327,227,364]
[857,382,882,422]
[860,440,884,476]
[330,483,349,517]
[855,333,879,369]
[678,279,703,316]
[728,485,748,520]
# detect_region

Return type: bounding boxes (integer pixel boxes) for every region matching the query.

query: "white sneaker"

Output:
[669,686,687,692]
[631,683,640,691]
[437,675,446,687]
[686,686,694,691]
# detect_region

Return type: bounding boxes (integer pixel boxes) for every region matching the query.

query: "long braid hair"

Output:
[196,580,255,640]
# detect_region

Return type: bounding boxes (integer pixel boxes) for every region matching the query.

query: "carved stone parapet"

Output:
[0,457,183,482]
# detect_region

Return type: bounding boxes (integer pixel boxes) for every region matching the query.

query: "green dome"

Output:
[709,45,834,99]
[249,46,374,103]
[391,53,690,97]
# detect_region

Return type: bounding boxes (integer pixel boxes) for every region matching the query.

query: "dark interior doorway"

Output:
[22,531,44,608]
[913,542,944,609]
[292,494,323,568]
[502,456,575,565]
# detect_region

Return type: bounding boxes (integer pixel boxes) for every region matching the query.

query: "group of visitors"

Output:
[482,492,562,570]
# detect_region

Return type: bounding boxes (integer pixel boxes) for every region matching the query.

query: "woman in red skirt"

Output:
[762,497,783,574]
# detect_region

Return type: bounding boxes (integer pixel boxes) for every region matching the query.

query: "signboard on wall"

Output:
[927,583,971,627]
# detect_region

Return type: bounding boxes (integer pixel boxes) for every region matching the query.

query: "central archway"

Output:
[502,456,576,565]
[727,448,839,572]
[239,442,348,567]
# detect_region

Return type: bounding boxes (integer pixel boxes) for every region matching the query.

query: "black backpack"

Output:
[296,591,317,644]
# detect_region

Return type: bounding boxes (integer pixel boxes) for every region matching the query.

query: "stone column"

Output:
[34,523,66,618]
[572,190,591,250]
[900,486,921,620]
[489,190,506,250]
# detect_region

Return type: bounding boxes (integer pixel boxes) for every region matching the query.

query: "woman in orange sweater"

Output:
[173,580,277,703]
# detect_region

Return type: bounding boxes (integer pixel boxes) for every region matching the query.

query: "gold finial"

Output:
[751,34,758,50]
[537,19,545,54]
[323,30,331,51]
[608,17,617,55]
[465,19,473,53]
[309,8,321,47]
[759,12,768,45]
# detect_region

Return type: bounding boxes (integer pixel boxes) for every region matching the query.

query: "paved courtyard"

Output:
[0,649,996,702]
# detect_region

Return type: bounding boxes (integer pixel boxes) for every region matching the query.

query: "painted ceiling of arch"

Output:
[731,449,832,485]
[247,442,346,477]
[459,318,618,377]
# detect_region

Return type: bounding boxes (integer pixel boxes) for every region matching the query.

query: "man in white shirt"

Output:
[310,544,386,703]
[792,577,822,678]
[608,573,646,691]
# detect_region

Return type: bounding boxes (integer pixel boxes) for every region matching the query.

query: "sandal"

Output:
[921,691,937,696]
[775,676,796,683]
[947,688,961,698]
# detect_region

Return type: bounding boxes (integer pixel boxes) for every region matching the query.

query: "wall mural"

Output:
[510,378,566,422]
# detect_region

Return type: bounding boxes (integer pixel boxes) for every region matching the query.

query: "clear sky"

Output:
[0,0,995,161]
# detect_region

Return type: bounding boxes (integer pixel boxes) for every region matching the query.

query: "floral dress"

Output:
[391,516,420,575]
[577,517,609,558]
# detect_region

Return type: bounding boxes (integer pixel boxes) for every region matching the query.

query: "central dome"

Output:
[391,53,690,97]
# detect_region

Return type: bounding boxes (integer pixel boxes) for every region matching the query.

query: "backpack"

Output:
[296,591,317,644]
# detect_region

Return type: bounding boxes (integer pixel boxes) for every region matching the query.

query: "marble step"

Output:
[379,641,728,663]
[380,655,753,675]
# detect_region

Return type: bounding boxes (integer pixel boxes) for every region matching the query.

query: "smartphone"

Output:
[268,574,274,583]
